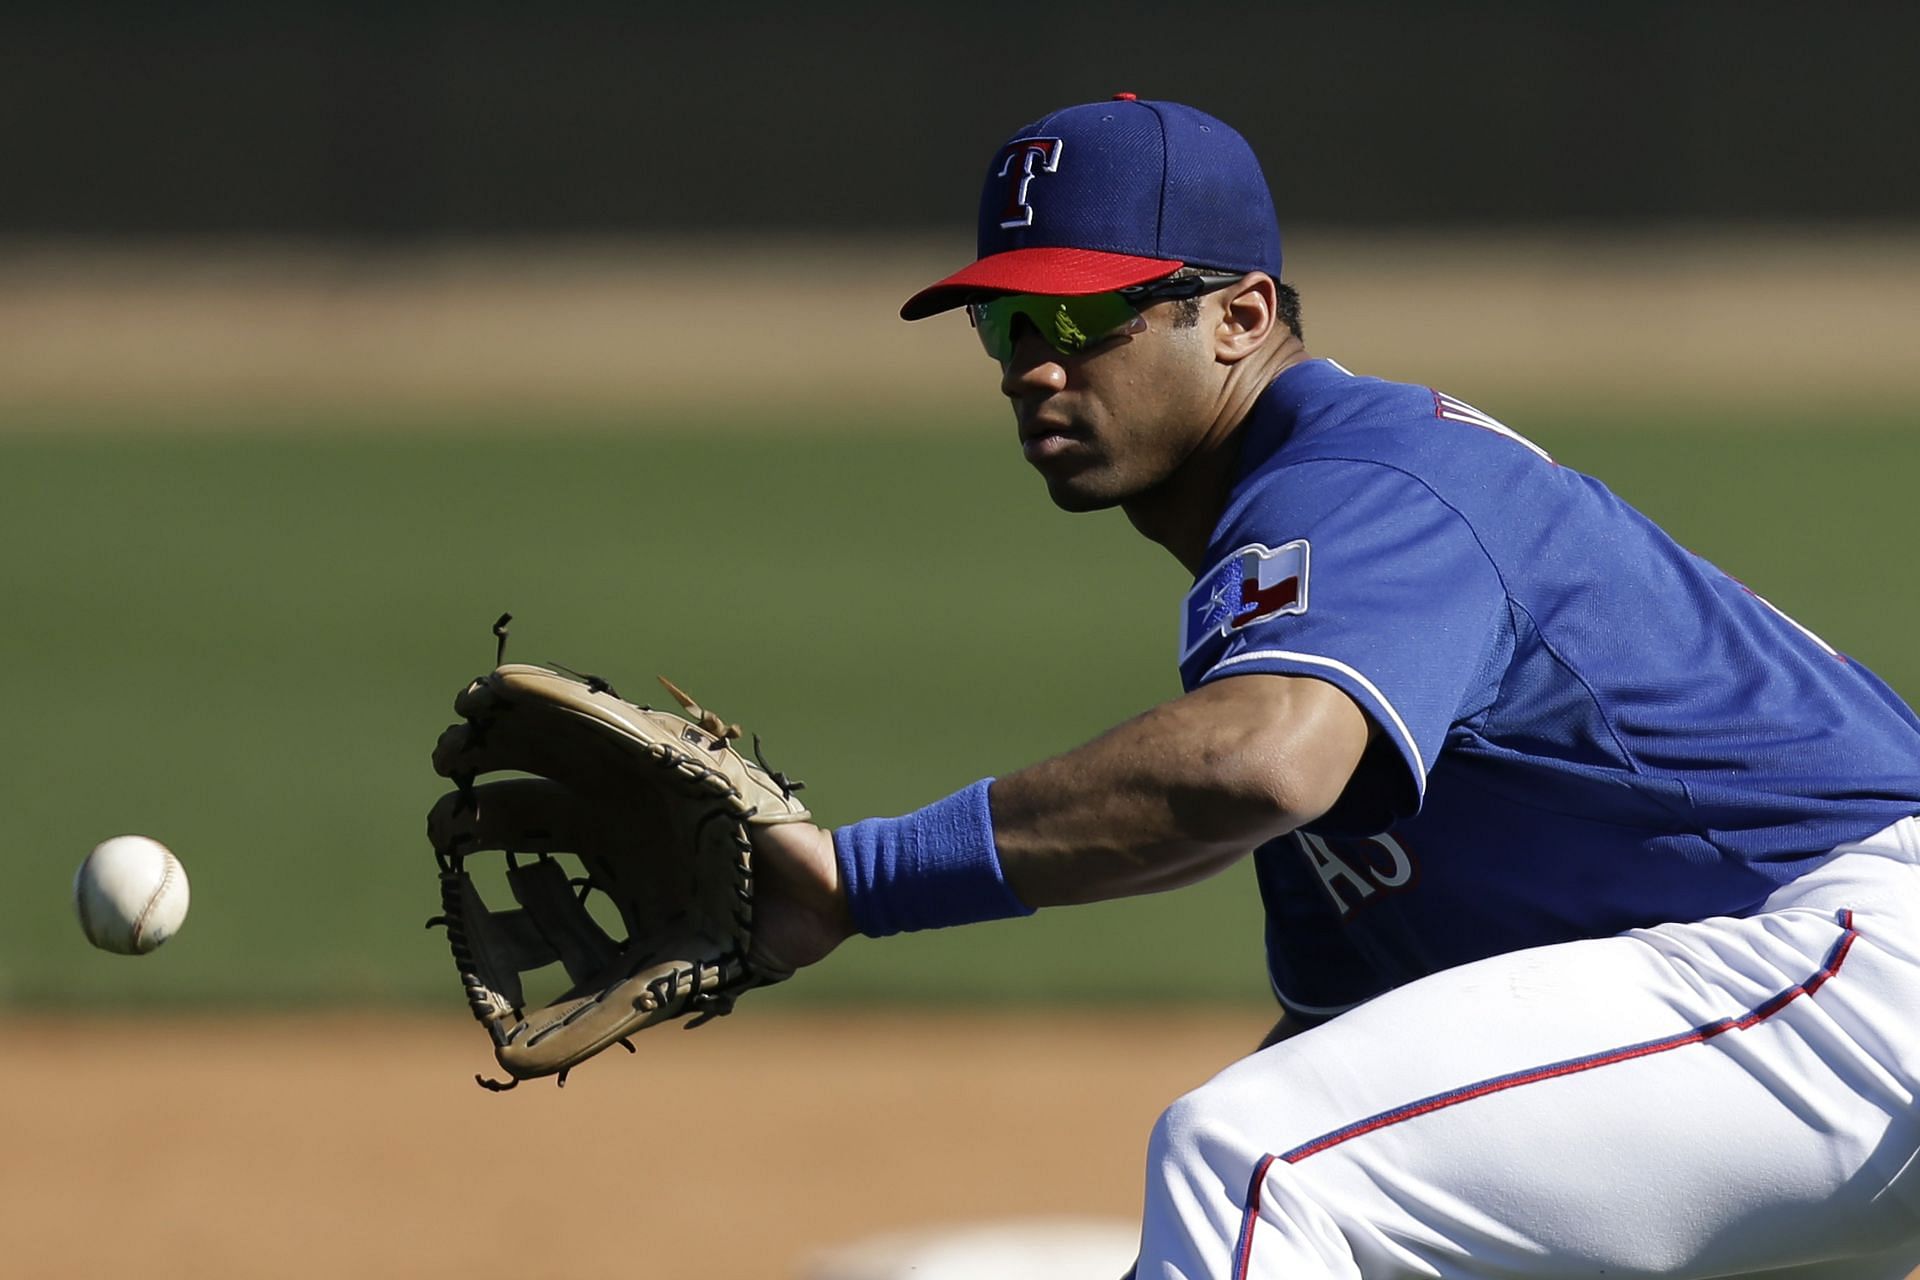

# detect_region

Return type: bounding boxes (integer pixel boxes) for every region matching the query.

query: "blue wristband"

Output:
[833,778,1035,937]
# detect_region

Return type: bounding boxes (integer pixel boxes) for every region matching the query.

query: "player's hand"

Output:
[749,820,855,973]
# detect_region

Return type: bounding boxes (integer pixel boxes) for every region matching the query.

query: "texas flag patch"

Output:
[1181,540,1311,660]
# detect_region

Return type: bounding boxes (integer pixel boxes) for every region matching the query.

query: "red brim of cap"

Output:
[899,246,1184,320]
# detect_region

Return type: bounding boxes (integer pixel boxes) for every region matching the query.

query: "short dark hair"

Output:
[1169,268,1303,340]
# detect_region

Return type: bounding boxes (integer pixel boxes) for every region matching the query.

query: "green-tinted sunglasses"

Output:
[966,271,1244,363]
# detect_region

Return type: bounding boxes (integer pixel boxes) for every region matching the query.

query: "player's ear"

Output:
[1212,272,1277,364]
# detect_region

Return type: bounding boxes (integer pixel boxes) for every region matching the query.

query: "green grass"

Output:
[3,407,1916,1009]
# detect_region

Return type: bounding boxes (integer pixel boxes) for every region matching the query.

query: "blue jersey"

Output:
[1178,359,1920,1016]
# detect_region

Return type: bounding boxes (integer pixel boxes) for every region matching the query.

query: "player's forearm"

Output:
[830,674,1368,938]
[991,674,1368,907]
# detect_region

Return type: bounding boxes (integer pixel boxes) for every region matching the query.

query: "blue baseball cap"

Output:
[900,94,1282,320]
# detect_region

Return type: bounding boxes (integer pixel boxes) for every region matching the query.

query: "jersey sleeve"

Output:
[1179,458,1510,825]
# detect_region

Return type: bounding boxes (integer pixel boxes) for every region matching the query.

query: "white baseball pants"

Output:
[1135,817,1920,1279]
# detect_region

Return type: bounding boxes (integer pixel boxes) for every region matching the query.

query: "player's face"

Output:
[995,299,1217,513]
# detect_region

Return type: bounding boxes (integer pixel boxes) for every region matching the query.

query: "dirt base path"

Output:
[1,1010,1258,1279]
[9,1012,1916,1278]
[2,233,1915,425]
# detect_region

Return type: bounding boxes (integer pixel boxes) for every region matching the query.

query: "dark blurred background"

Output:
[7,0,1918,237]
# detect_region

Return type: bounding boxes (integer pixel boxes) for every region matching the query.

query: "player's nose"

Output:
[999,327,1068,399]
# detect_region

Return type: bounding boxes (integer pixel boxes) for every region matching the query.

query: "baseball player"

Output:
[748,96,1920,1278]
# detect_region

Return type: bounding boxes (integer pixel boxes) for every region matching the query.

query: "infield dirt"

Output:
[16,1010,1915,1278]
[2,1010,1255,1279]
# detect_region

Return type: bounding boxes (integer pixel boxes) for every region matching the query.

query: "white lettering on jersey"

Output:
[1299,831,1417,919]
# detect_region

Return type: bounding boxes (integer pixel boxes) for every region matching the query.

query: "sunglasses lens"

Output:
[970,293,1143,362]
[970,298,1019,362]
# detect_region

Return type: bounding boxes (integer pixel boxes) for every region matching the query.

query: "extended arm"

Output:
[750,674,1372,971]
[993,673,1371,906]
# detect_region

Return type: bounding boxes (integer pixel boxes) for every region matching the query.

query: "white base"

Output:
[804,1217,1136,1280]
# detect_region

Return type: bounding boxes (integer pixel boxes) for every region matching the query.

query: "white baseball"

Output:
[74,835,191,955]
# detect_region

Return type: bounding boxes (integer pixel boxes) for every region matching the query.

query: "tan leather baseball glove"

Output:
[427,659,810,1090]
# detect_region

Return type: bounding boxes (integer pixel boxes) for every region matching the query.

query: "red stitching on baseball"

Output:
[130,850,178,950]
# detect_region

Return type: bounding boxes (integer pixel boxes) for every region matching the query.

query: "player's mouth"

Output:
[1018,416,1089,464]
[1021,431,1082,463]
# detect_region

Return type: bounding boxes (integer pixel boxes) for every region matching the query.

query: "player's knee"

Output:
[1148,1087,1201,1171]
[1143,1080,1359,1277]
[1148,1078,1262,1200]
[1143,1085,1254,1260]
